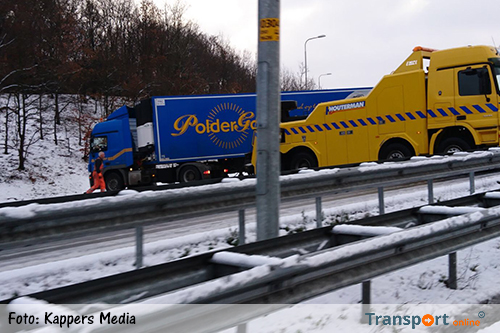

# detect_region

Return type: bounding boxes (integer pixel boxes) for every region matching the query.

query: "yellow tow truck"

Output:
[267,45,500,170]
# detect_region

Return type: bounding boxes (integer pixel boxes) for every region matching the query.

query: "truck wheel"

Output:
[379,143,412,160]
[105,172,125,191]
[179,165,201,182]
[289,151,318,170]
[437,137,471,154]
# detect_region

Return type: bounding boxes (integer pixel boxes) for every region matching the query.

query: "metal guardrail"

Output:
[1,150,500,250]
[173,205,500,304]
[2,191,499,305]
[10,197,500,333]
[102,190,500,333]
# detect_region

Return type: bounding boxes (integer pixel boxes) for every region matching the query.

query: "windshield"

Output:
[494,65,500,93]
[90,136,107,153]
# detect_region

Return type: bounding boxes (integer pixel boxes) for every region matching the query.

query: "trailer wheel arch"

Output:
[378,139,415,161]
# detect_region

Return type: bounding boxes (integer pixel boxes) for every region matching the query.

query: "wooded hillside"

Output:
[0,0,256,101]
[0,0,309,170]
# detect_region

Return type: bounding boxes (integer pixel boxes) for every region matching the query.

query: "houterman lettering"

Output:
[326,101,365,115]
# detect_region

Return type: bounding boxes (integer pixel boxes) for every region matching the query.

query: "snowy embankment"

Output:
[0,137,90,202]
[0,94,119,202]
[1,169,500,305]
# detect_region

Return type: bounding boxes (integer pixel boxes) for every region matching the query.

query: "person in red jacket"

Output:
[86,151,106,193]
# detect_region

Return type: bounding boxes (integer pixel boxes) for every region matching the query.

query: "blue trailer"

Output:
[88,88,371,190]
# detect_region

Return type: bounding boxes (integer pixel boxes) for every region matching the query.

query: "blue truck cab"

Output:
[88,105,137,190]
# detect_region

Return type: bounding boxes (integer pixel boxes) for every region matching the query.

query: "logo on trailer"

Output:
[171,103,256,150]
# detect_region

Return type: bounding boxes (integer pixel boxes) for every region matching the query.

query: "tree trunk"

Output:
[39,94,44,140]
[55,93,61,125]
[78,97,83,146]
[17,94,26,171]
[3,94,10,154]
[103,94,108,118]
[54,93,59,145]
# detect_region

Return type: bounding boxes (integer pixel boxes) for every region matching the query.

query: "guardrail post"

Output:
[239,209,246,245]
[135,226,143,269]
[361,280,371,323]
[469,171,475,195]
[448,252,457,290]
[316,197,323,228]
[427,179,434,204]
[237,323,247,333]
[378,187,385,215]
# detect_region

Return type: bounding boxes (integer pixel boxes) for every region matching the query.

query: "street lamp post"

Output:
[304,34,326,89]
[318,72,332,89]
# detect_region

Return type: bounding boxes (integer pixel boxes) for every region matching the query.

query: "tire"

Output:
[105,172,125,191]
[288,151,318,170]
[437,137,471,154]
[379,143,413,160]
[179,165,202,183]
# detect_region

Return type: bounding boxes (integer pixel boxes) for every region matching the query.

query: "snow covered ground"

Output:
[0,95,99,202]
[0,138,90,201]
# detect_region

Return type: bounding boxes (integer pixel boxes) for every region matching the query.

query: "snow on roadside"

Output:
[0,228,235,300]
[1,172,500,303]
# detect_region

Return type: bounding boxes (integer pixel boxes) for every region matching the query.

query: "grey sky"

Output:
[156,0,499,89]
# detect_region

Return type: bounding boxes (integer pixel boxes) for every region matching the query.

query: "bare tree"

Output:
[2,94,13,154]
[52,94,74,145]
[281,67,302,92]
[10,93,41,170]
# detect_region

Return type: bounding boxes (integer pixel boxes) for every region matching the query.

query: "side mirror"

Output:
[280,100,298,122]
